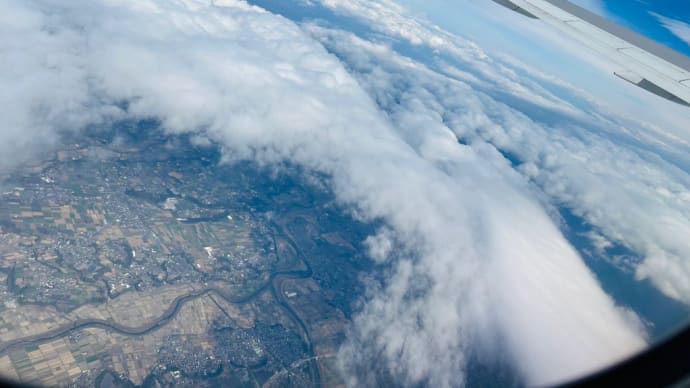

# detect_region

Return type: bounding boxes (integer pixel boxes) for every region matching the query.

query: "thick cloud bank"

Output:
[312,0,690,302]
[8,0,690,386]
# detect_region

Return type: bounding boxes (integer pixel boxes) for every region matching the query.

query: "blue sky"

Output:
[571,0,690,57]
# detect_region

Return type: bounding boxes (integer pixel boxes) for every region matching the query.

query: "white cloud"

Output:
[5,0,687,387]
[651,12,690,47]
[0,0,122,172]
[393,0,690,146]
[306,25,648,385]
[306,0,690,306]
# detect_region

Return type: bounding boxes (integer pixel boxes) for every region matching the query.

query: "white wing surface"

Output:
[493,0,690,106]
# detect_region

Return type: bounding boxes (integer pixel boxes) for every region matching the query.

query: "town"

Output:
[0,126,365,386]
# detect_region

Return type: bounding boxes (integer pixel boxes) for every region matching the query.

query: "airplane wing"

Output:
[493,0,690,107]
